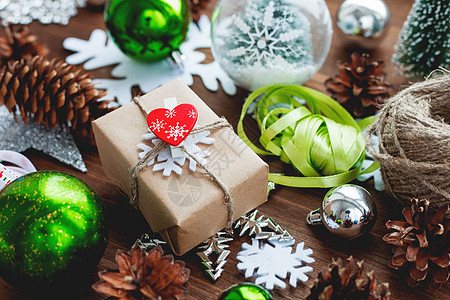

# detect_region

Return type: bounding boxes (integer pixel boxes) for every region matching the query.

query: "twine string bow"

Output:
[129,97,235,232]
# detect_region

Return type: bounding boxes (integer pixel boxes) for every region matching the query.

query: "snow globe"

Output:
[211,0,333,91]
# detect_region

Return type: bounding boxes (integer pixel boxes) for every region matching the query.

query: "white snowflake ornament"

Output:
[237,239,314,290]
[137,130,214,176]
[63,16,237,105]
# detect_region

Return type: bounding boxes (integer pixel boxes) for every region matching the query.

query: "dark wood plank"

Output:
[1,0,448,299]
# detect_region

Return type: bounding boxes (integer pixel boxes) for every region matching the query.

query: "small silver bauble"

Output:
[336,0,390,49]
[307,184,376,239]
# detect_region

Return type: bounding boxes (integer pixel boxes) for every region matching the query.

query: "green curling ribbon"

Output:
[237,85,378,188]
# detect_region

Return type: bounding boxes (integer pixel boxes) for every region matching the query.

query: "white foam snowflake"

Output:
[137,130,214,176]
[165,123,189,142]
[63,16,236,105]
[237,239,314,290]
[148,119,166,133]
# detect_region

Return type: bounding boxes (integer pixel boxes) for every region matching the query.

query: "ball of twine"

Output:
[366,74,450,211]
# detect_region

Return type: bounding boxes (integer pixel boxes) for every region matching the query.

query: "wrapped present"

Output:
[93,79,268,255]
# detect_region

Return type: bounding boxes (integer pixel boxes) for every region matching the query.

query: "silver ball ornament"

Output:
[336,0,390,49]
[307,184,376,239]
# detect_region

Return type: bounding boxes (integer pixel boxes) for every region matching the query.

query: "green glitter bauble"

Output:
[219,283,273,300]
[0,171,108,288]
[105,0,190,62]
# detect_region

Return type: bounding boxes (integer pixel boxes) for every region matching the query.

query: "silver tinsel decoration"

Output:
[133,233,168,252]
[196,210,294,281]
[0,0,87,25]
[0,107,87,172]
[197,232,233,281]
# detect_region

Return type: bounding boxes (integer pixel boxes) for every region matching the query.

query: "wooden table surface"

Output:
[1,0,449,299]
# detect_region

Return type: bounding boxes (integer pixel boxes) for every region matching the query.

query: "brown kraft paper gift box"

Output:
[92,78,269,255]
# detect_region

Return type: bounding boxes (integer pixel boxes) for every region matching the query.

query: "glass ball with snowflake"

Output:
[211,0,332,91]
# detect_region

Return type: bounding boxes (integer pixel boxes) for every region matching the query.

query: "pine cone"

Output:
[0,56,114,140]
[325,52,392,118]
[0,25,48,64]
[92,244,190,300]
[307,256,390,300]
[383,199,449,290]
[189,0,210,23]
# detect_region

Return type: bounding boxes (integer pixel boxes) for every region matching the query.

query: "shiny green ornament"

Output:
[105,0,190,62]
[0,171,108,288]
[219,283,273,300]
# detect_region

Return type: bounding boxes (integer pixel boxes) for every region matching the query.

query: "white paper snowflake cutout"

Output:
[137,130,214,176]
[148,119,166,133]
[165,123,189,142]
[63,16,237,105]
[237,239,314,290]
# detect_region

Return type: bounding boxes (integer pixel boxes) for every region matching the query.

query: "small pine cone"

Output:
[0,25,48,64]
[325,52,393,118]
[307,256,391,300]
[0,56,114,140]
[92,244,190,300]
[383,199,449,290]
[189,0,210,23]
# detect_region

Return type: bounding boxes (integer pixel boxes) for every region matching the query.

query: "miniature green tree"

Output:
[392,0,449,79]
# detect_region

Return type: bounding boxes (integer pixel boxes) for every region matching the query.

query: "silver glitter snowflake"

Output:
[0,0,86,25]
[0,107,87,172]
[137,129,214,176]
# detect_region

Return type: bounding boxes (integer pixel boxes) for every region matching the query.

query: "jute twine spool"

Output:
[366,74,450,211]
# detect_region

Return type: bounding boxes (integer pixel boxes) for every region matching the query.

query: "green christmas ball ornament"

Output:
[219,283,273,300]
[0,171,108,289]
[105,0,190,62]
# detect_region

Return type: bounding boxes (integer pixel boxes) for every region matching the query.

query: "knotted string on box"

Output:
[129,96,235,232]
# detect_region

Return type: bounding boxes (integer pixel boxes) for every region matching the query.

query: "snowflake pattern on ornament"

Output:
[218,0,316,90]
[188,110,197,119]
[237,239,314,290]
[165,123,189,142]
[229,1,305,65]
[137,130,214,176]
[165,110,176,119]
[148,119,166,133]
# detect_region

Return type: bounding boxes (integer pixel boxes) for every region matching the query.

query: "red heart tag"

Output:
[147,103,198,146]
